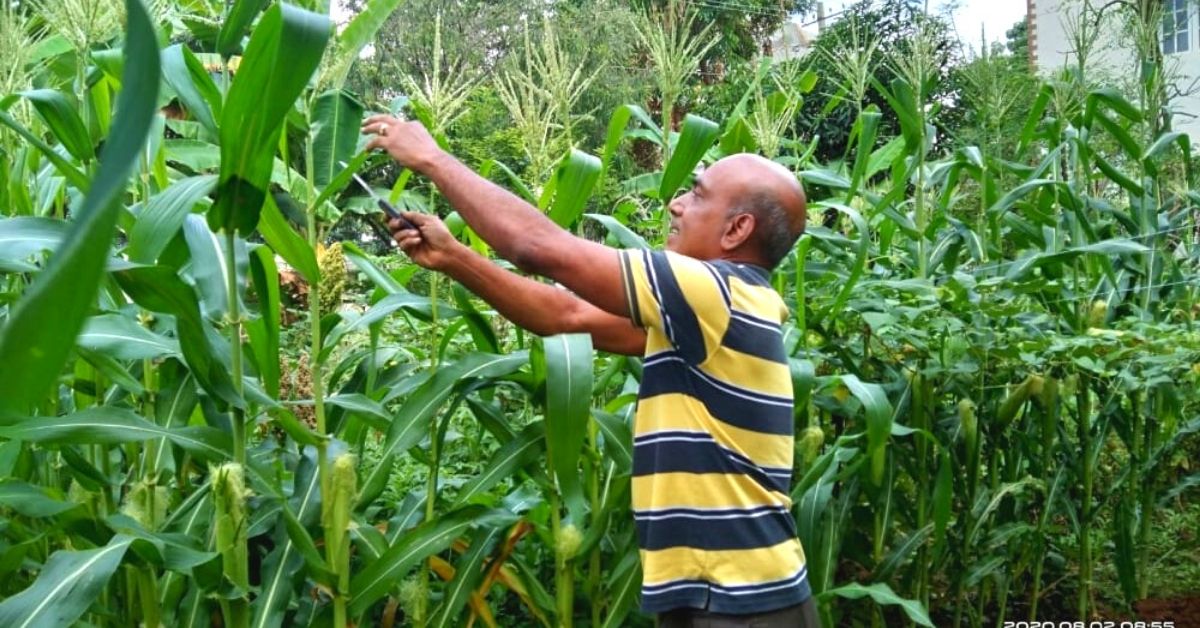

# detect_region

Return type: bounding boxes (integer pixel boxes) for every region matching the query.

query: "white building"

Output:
[1028,0,1200,137]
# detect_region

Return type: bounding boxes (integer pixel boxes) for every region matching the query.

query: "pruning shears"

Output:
[340,161,417,231]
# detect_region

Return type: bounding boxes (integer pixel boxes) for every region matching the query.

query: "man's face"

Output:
[664,163,736,260]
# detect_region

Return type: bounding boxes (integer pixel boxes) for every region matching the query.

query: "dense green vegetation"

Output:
[0,0,1197,626]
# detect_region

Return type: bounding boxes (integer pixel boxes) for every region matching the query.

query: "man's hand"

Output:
[362,114,441,172]
[390,211,463,272]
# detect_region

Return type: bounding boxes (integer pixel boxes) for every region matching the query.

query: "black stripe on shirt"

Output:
[634,506,798,551]
[639,353,793,435]
[722,311,787,364]
[646,251,710,364]
[619,252,643,327]
[632,432,792,493]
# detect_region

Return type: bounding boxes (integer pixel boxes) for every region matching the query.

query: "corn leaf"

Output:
[0,535,134,627]
[358,352,529,508]
[246,246,281,397]
[349,506,510,616]
[818,582,933,627]
[311,89,364,188]
[453,423,545,508]
[77,314,180,360]
[162,45,221,137]
[0,407,231,460]
[22,89,94,162]
[128,175,217,263]
[544,149,601,228]
[429,526,504,628]
[542,333,594,521]
[0,0,159,417]
[114,266,241,408]
[259,193,319,283]
[212,3,330,235]
[216,0,269,56]
[658,114,720,201]
[0,217,68,272]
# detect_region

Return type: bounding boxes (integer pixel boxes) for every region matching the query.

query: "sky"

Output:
[937,0,1029,53]
[818,0,1028,55]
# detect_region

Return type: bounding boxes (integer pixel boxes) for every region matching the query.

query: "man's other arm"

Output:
[392,212,646,356]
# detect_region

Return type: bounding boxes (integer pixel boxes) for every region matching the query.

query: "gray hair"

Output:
[728,191,796,269]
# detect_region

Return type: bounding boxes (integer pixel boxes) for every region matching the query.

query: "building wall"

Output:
[1030,0,1200,139]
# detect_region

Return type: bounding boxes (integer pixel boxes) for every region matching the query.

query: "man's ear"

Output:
[721,212,756,251]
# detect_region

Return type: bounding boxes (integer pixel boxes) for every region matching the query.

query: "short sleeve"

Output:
[618,250,731,364]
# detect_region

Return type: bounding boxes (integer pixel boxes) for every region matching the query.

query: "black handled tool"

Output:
[341,161,417,231]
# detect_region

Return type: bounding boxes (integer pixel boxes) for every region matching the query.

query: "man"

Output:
[363,114,819,628]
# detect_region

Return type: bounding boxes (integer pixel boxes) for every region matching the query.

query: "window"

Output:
[1162,0,1190,54]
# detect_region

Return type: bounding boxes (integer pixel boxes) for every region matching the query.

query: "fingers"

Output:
[361,115,403,135]
[394,231,421,252]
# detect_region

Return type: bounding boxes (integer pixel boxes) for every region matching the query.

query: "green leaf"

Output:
[429,526,503,628]
[811,202,869,326]
[253,457,323,628]
[0,217,68,272]
[453,424,544,508]
[310,89,364,187]
[598,104,656,190]
[451,283,499,354]
[1017,84,1052,156]
[247,246,281,397]
[848,108,882,198]
[545,149,601,228]
[592,410,633,473]
[182,214,241,320]
[1092,112,1143,160]
[932,449,953,552]
[216,0,270,56]
[718,115,757,155]
[0,408,232,460]
[78,314,180,360]
[873,523,933,582]
[259,193,319,284]
[358,352,528,508]
[878,77,921,149]
[22,89,94,162]
[0,111,89,192]
[0,534,134,628]
[841,374,893,487]
[162,45,222,137]
[349,506,505,616]
[323,0,404,88]
[600,549,642,628]
[1087,87,1143,123]
[658,114,720,201]
[542,333,593,521]
[584,213,650,250]
[0,480,79,518]
[212,3,330,235]
[0,0,160,418]
[128,175,217,263]
[343,241,403,294]
[114,266,241,408]
[818,582,933,627]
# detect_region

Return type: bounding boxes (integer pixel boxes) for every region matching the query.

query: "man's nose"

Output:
[667,197,684,217]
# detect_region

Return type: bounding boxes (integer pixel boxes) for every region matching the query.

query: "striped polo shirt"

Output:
[618,249,810,615]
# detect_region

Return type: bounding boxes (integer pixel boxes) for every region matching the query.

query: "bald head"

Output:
[709,154,807,268]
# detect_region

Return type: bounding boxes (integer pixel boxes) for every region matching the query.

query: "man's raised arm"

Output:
[388,211,646,356]
[364,116,629,319]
